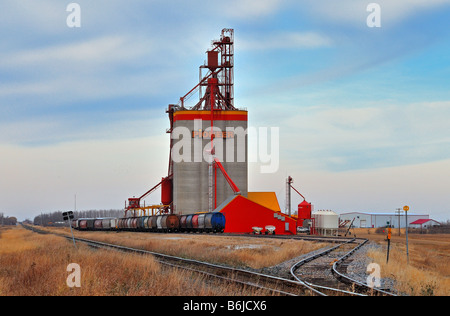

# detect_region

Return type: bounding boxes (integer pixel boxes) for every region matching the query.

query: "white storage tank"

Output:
[312,210,339,236]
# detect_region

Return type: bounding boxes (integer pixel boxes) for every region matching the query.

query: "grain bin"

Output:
[312,210,339,236]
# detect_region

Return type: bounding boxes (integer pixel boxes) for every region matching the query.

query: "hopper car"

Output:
[72,212,226,234]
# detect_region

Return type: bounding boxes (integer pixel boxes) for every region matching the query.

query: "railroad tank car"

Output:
[205,212,226,233]
[150,216,158,231]
[156,215,163,231]
[191,214,199,230]
[94,219,103,230]
[143,217,151,230]
[166,214,180,232]
[186,214,194,231]
[101,219,110,230]
[79,220,87,230]
[180,215,188,232]
[197,214,206,231]
[86,219,96,230]
[73,212,225,233]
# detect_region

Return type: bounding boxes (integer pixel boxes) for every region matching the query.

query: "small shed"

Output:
[410,219,441,229]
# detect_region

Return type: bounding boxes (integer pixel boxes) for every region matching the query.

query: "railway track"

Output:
[23,224,395,296]
[65,236,320,296]
[290,238,396,296]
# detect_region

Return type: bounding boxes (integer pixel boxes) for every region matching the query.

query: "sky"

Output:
[1,0,450,222]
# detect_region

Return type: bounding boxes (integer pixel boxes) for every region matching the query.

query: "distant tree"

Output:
[33,209,124,226]
[0,214,17,226]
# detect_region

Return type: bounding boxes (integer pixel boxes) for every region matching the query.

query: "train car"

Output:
[143,217,151,230]
[205,212,226,233]
[101,219,110,230]
[192,215,199,231]
[180,215,188,232]
[166,214,180,232]
[72,212,225,234]
[110,218,118,230]
[94,219,103,230]
[86,219,96,231]
[198,214,206,232]
[150,216,158,232]
[186,214,193,231]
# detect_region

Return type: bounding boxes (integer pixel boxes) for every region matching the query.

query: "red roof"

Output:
[410,219,432,225]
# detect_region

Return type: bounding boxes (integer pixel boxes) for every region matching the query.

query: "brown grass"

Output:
[0,227,278,296]
[352,228,450,296]
[38,226,326,269]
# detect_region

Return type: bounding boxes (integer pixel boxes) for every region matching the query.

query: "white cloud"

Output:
[222,0,285,18]
[239,31,333,51]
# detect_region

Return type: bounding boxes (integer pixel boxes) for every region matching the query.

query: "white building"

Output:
[410,219,441,229]
[339,212,429,228]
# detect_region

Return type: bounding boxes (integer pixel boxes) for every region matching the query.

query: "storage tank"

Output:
[298,200,312,220]
[312,210,339,236]
[161,177,173,205]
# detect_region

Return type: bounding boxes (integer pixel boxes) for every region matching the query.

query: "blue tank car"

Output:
[205,212,226,233]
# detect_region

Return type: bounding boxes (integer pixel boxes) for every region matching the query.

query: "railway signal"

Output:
[62,211,76,248]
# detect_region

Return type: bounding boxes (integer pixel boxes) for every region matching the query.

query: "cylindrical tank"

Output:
[166,214,180,232]
[192,214,199,230]
[150,216,158,231]
[161,177,173,205]
[93,218,102,229]
[298,200,312,219]
[180,215,188,231]
[126,218,133,229]
[79,220,87,230]
[132,218,138,229]
[312,210,338,236]
[197,214,206,230]
[186,215,193,230]
[210,213,226,232]
[156,216,164,231]
[144,216,150,229]
[160,215,168,230]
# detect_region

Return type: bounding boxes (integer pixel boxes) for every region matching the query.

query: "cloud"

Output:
[239,31,333,51]
[301,0,450,27]
[278,101,450,172]
[221,0,285,19]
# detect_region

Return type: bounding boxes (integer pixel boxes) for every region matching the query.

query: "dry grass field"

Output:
[351,228,450,296]
[0,226,286,296]
[0,226,325,296]
[36,226,326,269]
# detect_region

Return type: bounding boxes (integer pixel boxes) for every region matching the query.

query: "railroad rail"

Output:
[23,224,395,296]
[290,237,396,296]
[22,224,317,296]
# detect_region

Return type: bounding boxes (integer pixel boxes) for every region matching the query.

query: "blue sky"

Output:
[1,0,449,221]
